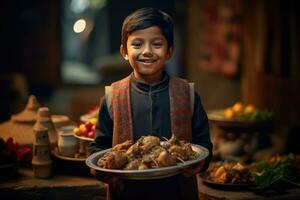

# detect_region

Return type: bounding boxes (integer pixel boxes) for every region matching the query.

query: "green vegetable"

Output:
[253,154,300,189]
[239,109,273,121]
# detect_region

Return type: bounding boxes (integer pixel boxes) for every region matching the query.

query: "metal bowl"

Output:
[86,144,209,180]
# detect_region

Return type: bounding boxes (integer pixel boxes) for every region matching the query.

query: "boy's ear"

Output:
[120,45,128,60]
[166,46,174,60]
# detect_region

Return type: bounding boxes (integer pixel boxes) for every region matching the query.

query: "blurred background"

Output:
[0,0,299,153]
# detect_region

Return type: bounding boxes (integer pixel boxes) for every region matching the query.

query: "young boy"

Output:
[89,7,212,200]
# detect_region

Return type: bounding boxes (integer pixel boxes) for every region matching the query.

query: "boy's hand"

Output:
[181,160,205,177]
[90,168,124,199]
[90,168,122,186]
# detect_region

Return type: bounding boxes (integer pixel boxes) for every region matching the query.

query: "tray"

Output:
[207,110,273,132]
[52,148,86,162]
[86,144,209,180]
[73,132,94,142]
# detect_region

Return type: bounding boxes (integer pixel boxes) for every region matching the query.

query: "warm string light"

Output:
[73,19,86,33]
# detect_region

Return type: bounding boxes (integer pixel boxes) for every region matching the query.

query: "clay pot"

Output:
[57,125,78,157]
[11,95,40,123]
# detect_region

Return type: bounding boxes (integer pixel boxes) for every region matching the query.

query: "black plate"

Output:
[199,171,253,190]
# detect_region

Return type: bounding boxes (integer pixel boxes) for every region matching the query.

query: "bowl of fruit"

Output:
[208,102,274,131]
[73,118,97,142]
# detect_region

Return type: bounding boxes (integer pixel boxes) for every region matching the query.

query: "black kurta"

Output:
[89,72,213,200]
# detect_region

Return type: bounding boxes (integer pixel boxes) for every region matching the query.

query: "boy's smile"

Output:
[120,26,173,84]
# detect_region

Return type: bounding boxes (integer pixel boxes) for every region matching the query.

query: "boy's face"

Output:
[120,26,173,83]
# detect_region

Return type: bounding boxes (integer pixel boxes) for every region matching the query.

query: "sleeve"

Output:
[191,91,213,171]
[88,96,113,155]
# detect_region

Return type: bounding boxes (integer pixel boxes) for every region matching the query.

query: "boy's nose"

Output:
[142,45,153,56]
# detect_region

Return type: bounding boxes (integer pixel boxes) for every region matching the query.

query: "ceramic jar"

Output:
[33,107,57,147]
[58,125,78,157]
[33,127,50,146]
[32,126,52,178]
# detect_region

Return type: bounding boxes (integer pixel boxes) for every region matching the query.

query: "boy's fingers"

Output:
[90,168,122,185]
[181,160,205,177]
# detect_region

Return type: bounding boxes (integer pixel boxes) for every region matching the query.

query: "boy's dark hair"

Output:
[121,7,174,50]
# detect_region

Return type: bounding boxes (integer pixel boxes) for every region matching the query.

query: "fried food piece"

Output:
[111,140,133,151]
[211,165,228,183]
[149,145,165,158]
[126,142,141,158]
[124,159,141,170]
[139,135,160,153]
[97,150,128,169]
[156,151,177,167]
[168,145,189,161]
[182,143,198,159]
[125,135,160,158]
[138,161,150,170]
[161,134,186,149]
[209,162,253,184]
[167,134,181,146]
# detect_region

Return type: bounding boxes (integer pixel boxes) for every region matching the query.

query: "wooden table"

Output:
[197,175,300,200]
[0,168,106,200]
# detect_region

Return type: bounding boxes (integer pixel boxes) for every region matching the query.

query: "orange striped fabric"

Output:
[111,75,192,146]
[169,76,192,141]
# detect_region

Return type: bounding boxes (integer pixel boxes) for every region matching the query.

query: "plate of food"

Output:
[73,133,94,142]
[199,162,254,190]
[72,118,97,142]
[207,102,273,131]
[86,135,209,180]
[52,148,86,162]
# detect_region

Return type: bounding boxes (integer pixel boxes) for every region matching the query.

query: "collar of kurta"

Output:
[130,71,169,93]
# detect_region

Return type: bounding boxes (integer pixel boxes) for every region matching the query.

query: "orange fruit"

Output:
[79,124,86,132]
[232,102,244,114]
[244,104,255,113]
[73,127,81,136]
[90,118,97,126]
[224,108,234,119]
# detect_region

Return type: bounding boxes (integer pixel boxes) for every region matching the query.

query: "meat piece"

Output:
[142,154,153,163]
[138,161,150,170]
[161,134,183,149]
[124,159,141,170]
[149,145,165,159]
[168,145,189,161]
[111,140,133,151]
[161,141,171,149]
[168,134,181,145]
[182,143,198,159]
[156,151,177,167]
[139,135,160,153]
[97,150,128,169]
[126,143,140,158]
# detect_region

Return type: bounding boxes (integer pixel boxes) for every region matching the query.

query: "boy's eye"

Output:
[131,42,142,48]
[153,43,163,48]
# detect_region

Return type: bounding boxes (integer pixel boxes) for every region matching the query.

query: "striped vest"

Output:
[110,75,192,146]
